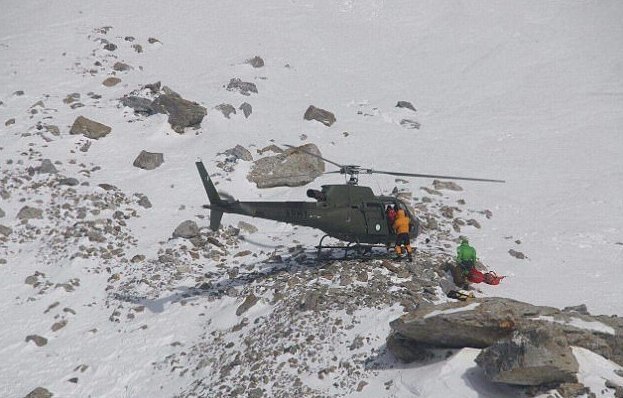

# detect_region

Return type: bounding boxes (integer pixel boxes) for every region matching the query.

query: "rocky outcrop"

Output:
[133,150,164,170]
[475,326,579,385]
[152,90,207,133]
[24,387,53,398]
[226,78,258,96]
[388,297,623,388]
[304,105,336,127]
[247,143,325,188]
[120,96,157,116]
[69,116,112,139]
[239,102,252,118]
[173,220,200,239]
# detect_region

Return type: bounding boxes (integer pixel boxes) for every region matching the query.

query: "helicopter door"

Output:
[364,202,386,235]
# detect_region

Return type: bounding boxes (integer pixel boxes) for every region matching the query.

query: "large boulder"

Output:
[69,116,111,139]
[304,105,336,127]
[133,150,164,170]
[475,326,579,386]
[24,387,53,398]
[152,91,207,133]
[173,220,200,239]
[247,143,325,188]
[120,96,157,116]
[17,206,43,221]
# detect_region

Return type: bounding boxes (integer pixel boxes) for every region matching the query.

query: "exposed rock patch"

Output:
[224,145,253,162]
[17,206,44,221]
[215,103,236,118]
[247,143,325,188]
[133,150,164,170]
[151,89,207,133]
[239,102,252,118]
[304,105,336,126]
[433,180,463,191]
[226,78,258,96]
[102,77,121,87]
[25,335,48,347]
[173,220,200,239]
[69,116,112,139]
[396,101,416,111]
[24,387,53,398]
[246,56,264,68]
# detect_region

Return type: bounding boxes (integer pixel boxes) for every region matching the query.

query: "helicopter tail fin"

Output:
[196,161,225,231]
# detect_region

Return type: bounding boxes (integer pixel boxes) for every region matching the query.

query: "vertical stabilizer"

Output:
[196,161,225,231]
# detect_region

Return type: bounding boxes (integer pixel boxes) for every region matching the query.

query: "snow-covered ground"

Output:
[1,1,622,397]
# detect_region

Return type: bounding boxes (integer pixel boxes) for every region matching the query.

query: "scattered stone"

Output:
[0,225,12,236]
[67,378,78,384]
[51,320,68,332]
[124,36,135,42]
[63,93,80,104]
[226,78,258,96]
[236,293,259,316]
[356,381,368,392]
[239,102,252,118]
[246,56,264,68]
[5,118,15,126]
[466,219,481,229]
[151,90,207,133]
[476,326,578,386]
[433,180,463,191]
[396,101,416,111]
[562,304,590,315]
[0,207,4,218]
[133,150,164,170]
[509,249,526,259]
[400,119,421,129]
[43,125,60,136]
[17,206,43,221]
[58,177,79,186]
[97,183,118,191]
[69,116,112,139]
[148,37,160,44]
[215,103,236,118]
[23,387,53,398]
[135,193,152,208]
[224,145,253,162]
[132,44,143,53]
[237,221,258,234]
[102,77,121,87]
[247,143,325,188]
[234,250,252,258]
[304,105,336,127]
[173,220,200,239]
[113,62,131,71]
[103,43,117,51]
[25,335,48,347]
[119,96,157,116]
[13,90,25,96]
[37,159,58,174]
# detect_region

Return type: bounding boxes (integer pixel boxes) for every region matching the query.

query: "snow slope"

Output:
[1,1,622,397]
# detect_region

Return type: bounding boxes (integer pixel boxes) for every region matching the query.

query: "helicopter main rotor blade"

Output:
[367,169,506,183]
[282,144,344,169]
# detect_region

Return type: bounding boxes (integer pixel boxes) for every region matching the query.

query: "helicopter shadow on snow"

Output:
[115,246,379,314]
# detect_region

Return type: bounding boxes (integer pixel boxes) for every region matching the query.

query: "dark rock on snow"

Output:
[246,56,264,68]
[0,225,12,236]
[23,387,53,398]
[69,116,111,139]
[509,249,527,259]
[215,103,236,119]
[58,177,79,186]
[400,119,421,129]
[133,150,164,170]
[113,62,131,71]
[102,77,121,87]
[173,220,200,239]
[151,90,207,133]
[120,96,157,116]
[25,335,48,347]
[396,101,416,111]
[224,145,253,162]
[432,179,463,191]
[239,102,252,118]
[304,105,336,127]
[17,206,43,221]
[0,207,5,218]
[226,78,258,96]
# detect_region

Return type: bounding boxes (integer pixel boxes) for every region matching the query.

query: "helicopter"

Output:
[196,145,505,256]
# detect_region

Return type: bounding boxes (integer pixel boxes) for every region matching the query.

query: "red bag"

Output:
[467,268,485,283]
[483,272,505,285]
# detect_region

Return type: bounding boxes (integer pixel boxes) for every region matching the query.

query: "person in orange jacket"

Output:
[392,209,413,260]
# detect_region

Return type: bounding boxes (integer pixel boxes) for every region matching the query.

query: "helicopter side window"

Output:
[306,189,326,202]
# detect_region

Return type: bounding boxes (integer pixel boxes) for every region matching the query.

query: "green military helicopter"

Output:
[196,146,504,255]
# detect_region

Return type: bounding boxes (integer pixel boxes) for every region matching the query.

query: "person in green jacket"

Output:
[456,238,477,270]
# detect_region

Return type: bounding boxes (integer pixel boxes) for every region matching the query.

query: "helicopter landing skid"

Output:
[315,235,390,259]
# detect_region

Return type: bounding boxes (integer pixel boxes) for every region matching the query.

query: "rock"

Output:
[237,221,258,234]
[135,194,152,208]
[0,225,12,236]
[246,56,264,68]
[103,43,117,51]
[509,249,526,259]
[557,383,592,398]
[224,145,253,162]
[400,119,421,129]
[97,183,117,191]
[148,37,160,44]
[119,96,157,116]
[236,293,259,316]
[247,143,325,188]
[433,180,463,191]
[226,78,258,96]
[304,105,336,127]
[43,124,60,136]
[396,101,416,111]
[13,90,25,96]
[133,150,164,170]
[63,93,80,104]
[37,159,58,174]
[173,220,200,239]
[215,103,236,118]
[386,333,434,363]
[5,118,15,126]
[143,81,161,93]
[17,206,43,221]
[58,177,79,186]
[25,335,48,347]
[102,77,121,87]
[51,320,68,332]
[112,62,130,71]
[69,116,111,139]
[24,387,53,398]
[466,219,481,229]
[239,102,252,118]
[152,91,207,133]
[0,207,4,218]
[476,326,578,386]
[562,304,590,315]
[132,44,143,53]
